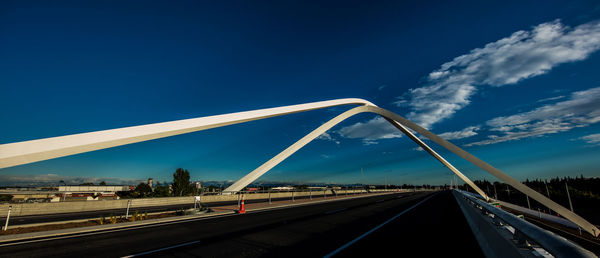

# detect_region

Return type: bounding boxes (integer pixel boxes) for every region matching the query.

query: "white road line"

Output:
[121,240,201,257]
[323,193,438,258]
[324,208,347,215]
[0,213,238,247]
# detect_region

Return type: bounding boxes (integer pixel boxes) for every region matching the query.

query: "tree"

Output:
[0,194,13,202]
[153,181,170,197]
[135,183,152,197]
[99,181,107,186]
[172,168,194,196]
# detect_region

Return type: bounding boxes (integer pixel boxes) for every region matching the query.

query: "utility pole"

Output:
[506,185,510,197]
[454,174,458,190]
[526,195,531,210]
[545,180,551,198]
[565,182,574,212]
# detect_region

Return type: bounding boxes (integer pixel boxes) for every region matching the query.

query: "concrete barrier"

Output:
[0,189,378,217]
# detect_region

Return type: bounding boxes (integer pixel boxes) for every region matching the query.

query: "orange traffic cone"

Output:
[237,196,246,214]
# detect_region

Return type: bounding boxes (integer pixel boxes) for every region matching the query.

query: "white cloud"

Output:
[397,19,600,129]
[316,132,340,145]
[413,146,424,152]
[336,117,402,145]
[466,87,600,146]
[378,84,387,91]
[537,95,565,103]
[0,174,143,186]
[579,133,600,145]
[438,126,480,140]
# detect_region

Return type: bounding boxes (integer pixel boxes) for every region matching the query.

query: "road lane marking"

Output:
[121,240,201,257]
[375,199,384,203]
[323,192,438,258]
[324,208,347,215]
[0,213,237,247]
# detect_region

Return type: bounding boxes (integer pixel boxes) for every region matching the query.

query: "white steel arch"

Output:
[0,99,597,237]
[0,98,373,169]
[225,105,599,237]
[224,106,489,202]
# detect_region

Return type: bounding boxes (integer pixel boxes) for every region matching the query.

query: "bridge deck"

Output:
[0,191,482,257]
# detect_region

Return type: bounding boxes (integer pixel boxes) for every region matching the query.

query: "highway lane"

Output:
[328,189,483,257]
[0,191,482,257]
[6,193,348,226]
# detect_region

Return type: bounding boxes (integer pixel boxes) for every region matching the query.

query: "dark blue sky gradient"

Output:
[1,1,600,185]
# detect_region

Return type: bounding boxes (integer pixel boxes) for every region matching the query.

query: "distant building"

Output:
[195,181,202,190]
[57,185,131,202]
[272,186,294,191]
[0,189,57,203]
[148,178,154,189]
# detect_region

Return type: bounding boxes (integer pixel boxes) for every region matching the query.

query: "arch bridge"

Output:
[0,98,597,237]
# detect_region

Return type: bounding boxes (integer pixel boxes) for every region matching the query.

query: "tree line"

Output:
[464,175,600,224]
[118,168,197,198]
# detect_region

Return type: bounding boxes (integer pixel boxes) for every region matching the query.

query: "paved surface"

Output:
[0,191,482,257]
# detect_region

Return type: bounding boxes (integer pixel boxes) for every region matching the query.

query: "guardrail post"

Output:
[324,189,326,198]
[194,196,200,209]
[237,192,241,208]
[292,191,295,202]
[268,190,271,204]
[3,206,11,231]
[513,229,530,247]
[309,189,312,200]
[125,200,131,219]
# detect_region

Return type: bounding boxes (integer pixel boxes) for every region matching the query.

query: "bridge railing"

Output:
[204,187,424,196]
[454,189,596,258]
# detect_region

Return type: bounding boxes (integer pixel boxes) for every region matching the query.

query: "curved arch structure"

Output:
[0,98,373,169]
[226,105,599,237]
[0,99,597,237]
[223,106,489,202]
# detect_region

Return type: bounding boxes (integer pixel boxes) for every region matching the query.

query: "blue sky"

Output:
[1,1,600,186]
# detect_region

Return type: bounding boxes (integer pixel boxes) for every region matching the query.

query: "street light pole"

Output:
[566,182,574,212]
[493,183,498,200]
[385,175,387,191]
[360,167,365,187]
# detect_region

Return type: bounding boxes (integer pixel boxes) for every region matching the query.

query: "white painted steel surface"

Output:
[0,99,373,169]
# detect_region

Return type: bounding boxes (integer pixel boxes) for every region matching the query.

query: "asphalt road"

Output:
[0,191,483,257]
[7,193,343,226]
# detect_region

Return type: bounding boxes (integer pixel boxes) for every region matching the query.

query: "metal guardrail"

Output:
[201,187,408,196]
[455,190,597,258]
[496,199,580,230]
